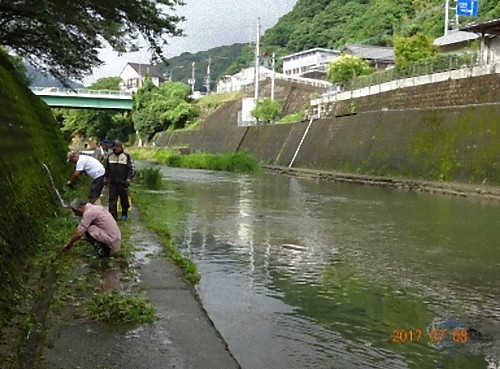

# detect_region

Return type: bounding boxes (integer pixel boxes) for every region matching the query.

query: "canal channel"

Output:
[142,166,500,369]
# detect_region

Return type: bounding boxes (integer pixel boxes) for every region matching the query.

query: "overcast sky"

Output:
[82,0,297,85]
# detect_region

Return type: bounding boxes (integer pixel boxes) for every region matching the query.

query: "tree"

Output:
[0,0,185,82]
[89,77,123,91]
[132,77,193,140]
[251,98,282,124]
[327,55,373,86]
[393,34,437,66]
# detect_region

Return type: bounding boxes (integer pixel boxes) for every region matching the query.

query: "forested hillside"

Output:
[226,0,500,73]
[157,0,500,86]
[25,64,83,88]
[158,43,245,92]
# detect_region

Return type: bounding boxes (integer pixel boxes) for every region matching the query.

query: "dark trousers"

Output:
[84,232,110,257]
[109,182,129,219]
[89,175,105,204]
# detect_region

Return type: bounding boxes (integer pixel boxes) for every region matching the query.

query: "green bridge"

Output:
[31,87,133,110]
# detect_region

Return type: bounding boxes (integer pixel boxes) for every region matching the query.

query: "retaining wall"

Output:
[158,103,500,186]
[326,73,500,117]
[153,72,500,186]
[0,53,68,322]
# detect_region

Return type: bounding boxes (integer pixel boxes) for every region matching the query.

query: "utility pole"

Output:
[205,57,211,94]
[444,0,461,35]
[189,62,195,94]
[271,53,276,100]
[254,17,261,100]
[444,0,450,35]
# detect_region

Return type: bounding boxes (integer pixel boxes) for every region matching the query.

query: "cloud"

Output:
[82,0,296,85]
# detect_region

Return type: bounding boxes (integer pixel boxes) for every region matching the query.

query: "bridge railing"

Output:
[30,87,133,97]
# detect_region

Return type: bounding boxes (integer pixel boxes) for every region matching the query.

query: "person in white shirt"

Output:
[67,151,106,204]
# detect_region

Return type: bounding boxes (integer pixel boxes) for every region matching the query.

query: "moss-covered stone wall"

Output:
[0,53,68,323]
[294,105,500,184]
[158,103,500,186]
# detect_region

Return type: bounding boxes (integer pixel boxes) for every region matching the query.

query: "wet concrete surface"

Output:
[36,207,241,369]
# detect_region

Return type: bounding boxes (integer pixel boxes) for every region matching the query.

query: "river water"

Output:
[147,167,500,369]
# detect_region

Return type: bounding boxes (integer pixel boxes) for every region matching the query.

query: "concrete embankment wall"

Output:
[154,74,500,186]
[326,73,500,116]
[0,53,68,322]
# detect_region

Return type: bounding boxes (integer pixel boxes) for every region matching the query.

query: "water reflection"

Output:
[146,167,500,369]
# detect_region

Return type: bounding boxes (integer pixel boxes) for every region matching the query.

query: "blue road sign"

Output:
[457,0,478,17]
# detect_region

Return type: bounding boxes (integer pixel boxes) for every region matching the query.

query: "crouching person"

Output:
[63,198,121,257]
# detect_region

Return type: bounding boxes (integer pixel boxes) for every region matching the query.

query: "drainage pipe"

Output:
[288,116,315,168]
[43,163,68,208]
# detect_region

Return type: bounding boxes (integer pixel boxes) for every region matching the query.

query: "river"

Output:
[144,167,500,369]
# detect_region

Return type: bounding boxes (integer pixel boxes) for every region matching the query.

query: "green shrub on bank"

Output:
[130,148,261,173]
[279,112,304,124]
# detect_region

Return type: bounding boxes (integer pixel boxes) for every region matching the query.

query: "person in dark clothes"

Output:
[93,139,111,164]
[104,140,135,220]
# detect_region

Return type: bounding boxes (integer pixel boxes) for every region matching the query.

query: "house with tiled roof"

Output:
[342,44,395,70]
[119,63,166,92]
[460,18,500,64]
[433,30,479,53]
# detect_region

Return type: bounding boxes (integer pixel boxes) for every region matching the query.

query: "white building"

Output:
[282,48,340,76]
[217,66,274,93]
[119,63,166,92]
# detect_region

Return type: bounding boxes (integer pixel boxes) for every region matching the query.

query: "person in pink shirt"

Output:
[62,198,121,257]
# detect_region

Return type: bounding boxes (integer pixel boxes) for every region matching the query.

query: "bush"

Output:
[129,148,261,173]
[327,55,373,86]
[251,98,282,124]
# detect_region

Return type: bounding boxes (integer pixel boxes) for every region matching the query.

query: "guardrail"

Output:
[271,74,332,88]
[30,87,133,98]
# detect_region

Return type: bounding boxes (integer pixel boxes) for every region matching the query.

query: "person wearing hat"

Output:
[62,198,121,257]
[93,139,111,164]
[104,140,135,221]
[67,151,106,204]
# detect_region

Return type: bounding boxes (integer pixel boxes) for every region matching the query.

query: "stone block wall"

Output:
[332,74,500,116]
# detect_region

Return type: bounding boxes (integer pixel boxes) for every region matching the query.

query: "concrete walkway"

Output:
[36,207,241,369]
